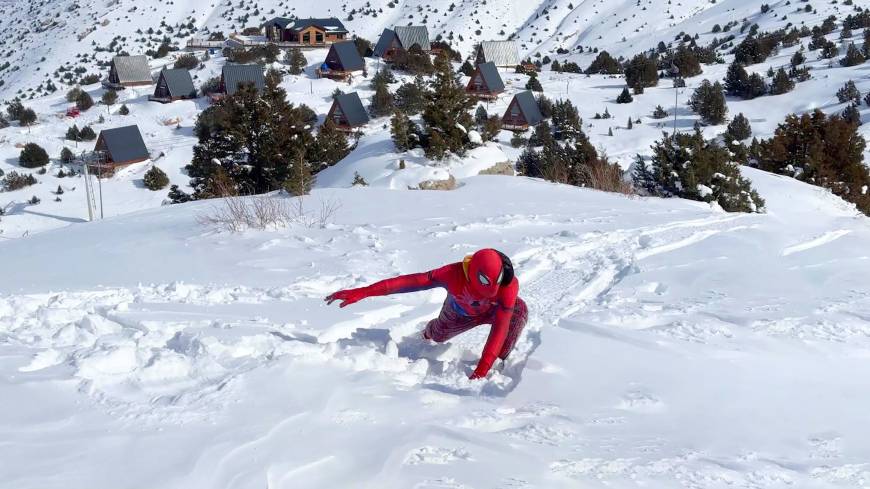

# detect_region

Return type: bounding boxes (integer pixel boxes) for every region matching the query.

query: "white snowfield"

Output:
[3,170,870,489]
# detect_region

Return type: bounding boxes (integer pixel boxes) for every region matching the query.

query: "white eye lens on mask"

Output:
[477,271,490,286]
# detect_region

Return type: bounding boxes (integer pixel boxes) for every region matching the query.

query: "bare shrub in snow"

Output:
[197,194,341,232]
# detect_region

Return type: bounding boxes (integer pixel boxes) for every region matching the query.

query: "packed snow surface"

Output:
[3,171,870,488]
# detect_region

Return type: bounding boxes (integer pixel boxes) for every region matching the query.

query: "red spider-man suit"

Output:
[326,249,528,379]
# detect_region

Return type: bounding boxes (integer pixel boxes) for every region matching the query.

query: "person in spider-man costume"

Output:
[326,249,528,380]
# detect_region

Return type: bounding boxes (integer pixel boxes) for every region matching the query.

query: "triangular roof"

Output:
[289,17,348,33]
[97,125,149,163]
[262,17,294,29]
[475,62,504,92]
[111,55,152,84]
[158,69,196,98]
[374,26,431,57]
[509,90,544,126]
[222,64,265,95]
[333,92,369,126]
[394,26,431,52]
[373,29,398,57]
[476,41,520,67]
[325,41,365,71]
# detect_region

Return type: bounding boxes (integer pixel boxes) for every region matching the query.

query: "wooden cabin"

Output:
[149,69,196,103]
[465,62,505,100]
[327,92,370,131]
[373,26,431,61]
[502,91,544,131]
[105,55,152,88]
[94,125,149,168]
[317,41,365,80]
[261,17,348,45]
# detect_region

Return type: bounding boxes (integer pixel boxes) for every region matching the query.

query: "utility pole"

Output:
[670,63,680,137]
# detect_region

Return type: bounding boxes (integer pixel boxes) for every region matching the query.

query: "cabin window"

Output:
[510,105,520,116]
[303,32,310,43]
[316,32,324,43]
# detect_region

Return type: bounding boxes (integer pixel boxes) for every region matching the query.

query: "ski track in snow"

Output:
[781,229,852,257]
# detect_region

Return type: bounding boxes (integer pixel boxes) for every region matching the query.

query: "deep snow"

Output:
[3,170,870,488]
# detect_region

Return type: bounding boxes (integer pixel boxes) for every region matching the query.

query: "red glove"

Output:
[325,288,369,308]
[469,367,488,380]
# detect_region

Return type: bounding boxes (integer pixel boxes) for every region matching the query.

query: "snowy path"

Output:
[3,176,870,488]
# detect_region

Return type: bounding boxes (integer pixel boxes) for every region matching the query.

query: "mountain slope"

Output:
[3,172,870,488]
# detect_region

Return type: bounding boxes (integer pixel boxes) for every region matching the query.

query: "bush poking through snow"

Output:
[144,166,169,191]
[1,171,37,191]
[197,194,341,232]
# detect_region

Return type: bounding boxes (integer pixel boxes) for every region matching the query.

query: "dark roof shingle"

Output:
[98,125,149,163]
[159,69,196,98]
[476,62,505,92]
[335,92,369,126]
[325,41,365,72]
[513,90,544,126]
[222,64,265,95]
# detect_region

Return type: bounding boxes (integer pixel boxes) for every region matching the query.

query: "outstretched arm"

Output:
[325,265,452,307]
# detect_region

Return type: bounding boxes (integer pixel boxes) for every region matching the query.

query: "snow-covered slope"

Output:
[3,170,870,488]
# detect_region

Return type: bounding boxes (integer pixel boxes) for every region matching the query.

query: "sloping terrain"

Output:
[3,171,870,488]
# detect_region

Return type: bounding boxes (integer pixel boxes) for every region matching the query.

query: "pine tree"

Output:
[426,131,449,159]
[187,83,315,198]
[689,79,728,125]
[585,50,622,74]
[652,105,668,119]
[726,113,752,141]
[119,104,130,115]
[536,94,554,118]
[864,28,870,58]
[60,147,74,164]
[624,53,659,89]
[19,143,49,168]
[79,126,96,141]
[390,110,413,151]
[460,60,475,76]
[312,120,350,170]
[551,99,582,140]
[627,117,633,129]
[352,171,368,186]
[769,67,795,95]
[743,73,767,99]
[842,104,861,126]
[474,105,488,125]
[525,72,543,92]
[395,77,426,114]
[616,87,633,103]
[66,125,81,141]
[631,154,657,195]
[840,43,866,67]
[551,59,562,72]
[144,166,170,190]
[421,53,474,158]
[168,185,192,204]
[820,41,839,59]
[672,43,702,77]
[608,127,613,136]
[285,48,307,75]
[101,89,118,107]
[649,131,764,212]
[369,78,395,117]
[724,61,748,96]
[837,80,861,104]
[791,48,806,67]
[756,110,870,213]
[76,90,94,111]
[18,108,36,126]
